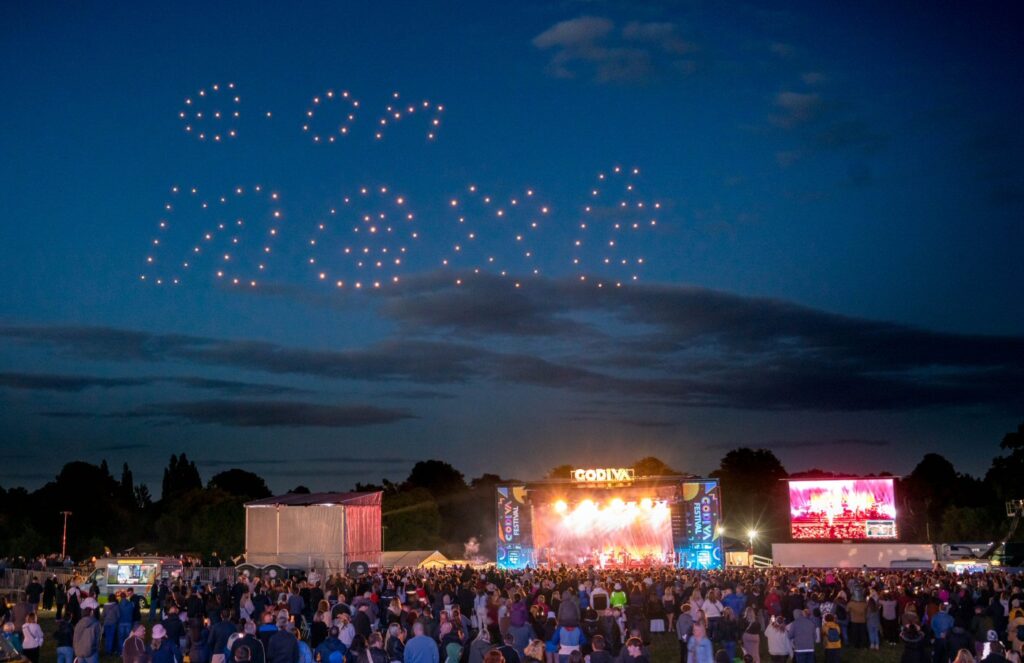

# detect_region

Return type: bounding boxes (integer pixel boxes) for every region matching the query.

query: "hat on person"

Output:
[987,630,999,642]
[152,624,167,640]
[81,597,99,610]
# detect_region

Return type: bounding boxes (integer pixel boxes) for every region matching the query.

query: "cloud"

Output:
[801,72,827,85]
[382,390,457,400]
[732,438,892,450]
[0,371,304,395]
[0,326,486,383]
[43,400,414,428]
[532,16,697,83]
[769,42,796,58]
[198,455,413,468]
[0,372,148,392]
[5,276,1024,413]
[771,91,823,128]
[533,16,614,50]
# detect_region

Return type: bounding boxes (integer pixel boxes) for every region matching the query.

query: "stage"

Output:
[495,469,725,570]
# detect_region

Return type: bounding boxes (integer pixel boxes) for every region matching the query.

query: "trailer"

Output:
[244,491,382,573]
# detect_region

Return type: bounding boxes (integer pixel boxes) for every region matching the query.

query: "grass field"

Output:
[26,611,906,663]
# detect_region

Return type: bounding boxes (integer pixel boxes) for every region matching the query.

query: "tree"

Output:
[632,456,680,477]
[710,448,789,545]
[162,453,202,502]
[208,469,272,500]
[938,506,997,541]
[405,460,466,498]
[547,465,573,479]
[288,485,311,494]
[382,488,443,550]
[987,422,1024,502]
[118,462,135,507]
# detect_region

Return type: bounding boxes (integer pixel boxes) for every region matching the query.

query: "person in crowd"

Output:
[498,632,521,663]
[54,617,75,663]
[151,624,183,663]
[953,650,976,663]
[717,607,739,660]
[901,623,928,663]
[523,640,546,663]
[404,621,439,663]
[676,603,694,663]
[74,605,102,663]
[21,612,43,663]
[848,593,867,649]
[2,622,23,654]
[268,619,300,663]
[385,624,406,663]
[104,593,122,654]
[468,627,491,663]
[24,578,43,610]
[983,641,1009,663]
[121,591,137,648]
[866,597,882,651]
[765,615,791,663]
[233,621,267,663]
[123,623,150,663]
[687,623,713,663]
[210,609,237,663]
[620,637,649,663]
[43,576,56,612]
[823,613,842,663]
[740,606,760,663]
[787,609,816,663]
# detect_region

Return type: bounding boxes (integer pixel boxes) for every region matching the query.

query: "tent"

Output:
[245,491,382,570]
[380,550,450,569]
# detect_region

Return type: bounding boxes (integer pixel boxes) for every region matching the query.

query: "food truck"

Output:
[85,556,184,603]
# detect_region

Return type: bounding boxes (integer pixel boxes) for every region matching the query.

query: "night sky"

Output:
[1,1,1022,495]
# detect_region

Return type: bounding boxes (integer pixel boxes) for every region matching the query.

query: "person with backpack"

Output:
[823,613,842,663]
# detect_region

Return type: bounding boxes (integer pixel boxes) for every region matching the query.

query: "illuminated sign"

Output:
[571,468,635,483]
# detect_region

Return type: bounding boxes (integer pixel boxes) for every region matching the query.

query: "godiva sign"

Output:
[571,468,635,483]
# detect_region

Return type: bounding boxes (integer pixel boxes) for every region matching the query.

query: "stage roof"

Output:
[245,491,382,507]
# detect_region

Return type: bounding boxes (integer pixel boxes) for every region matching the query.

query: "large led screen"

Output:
[788,478,897,540]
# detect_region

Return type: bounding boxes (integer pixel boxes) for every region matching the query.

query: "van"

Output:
[85,556,184,603]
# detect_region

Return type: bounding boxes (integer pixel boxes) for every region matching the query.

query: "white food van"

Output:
[85,556,184,603]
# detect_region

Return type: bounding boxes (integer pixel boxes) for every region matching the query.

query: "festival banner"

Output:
[674,480,725,570]
[495,485,535,569]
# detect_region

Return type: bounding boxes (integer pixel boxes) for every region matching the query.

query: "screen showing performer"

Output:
[788,478,897,540]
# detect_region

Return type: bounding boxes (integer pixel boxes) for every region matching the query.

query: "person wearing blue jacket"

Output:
[687,624,714,663]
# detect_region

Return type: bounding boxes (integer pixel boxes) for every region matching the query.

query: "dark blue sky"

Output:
[1,1,1022,494]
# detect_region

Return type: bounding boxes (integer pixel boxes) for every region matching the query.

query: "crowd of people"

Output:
[1,566,1023,663]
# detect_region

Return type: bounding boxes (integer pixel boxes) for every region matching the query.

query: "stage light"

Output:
[640,498,654,510]
[611,498,625,509]
[716,525,726,536]
[580,499,595,510]
[554,500,568,514]
[747,529,758,543]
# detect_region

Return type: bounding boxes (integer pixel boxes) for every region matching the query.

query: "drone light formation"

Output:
[179,82,240,142]
[140,184,283,288]
[305,184,418,290]
[302,88,360,144]
[440,183,550,282]
[572,165,659,288]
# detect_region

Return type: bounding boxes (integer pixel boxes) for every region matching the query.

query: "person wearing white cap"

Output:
[150,624,182,663]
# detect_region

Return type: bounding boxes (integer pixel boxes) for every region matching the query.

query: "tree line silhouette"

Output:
[0,422,1020,561]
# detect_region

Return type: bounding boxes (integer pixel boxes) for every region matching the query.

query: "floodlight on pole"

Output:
[60,511,72,559]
